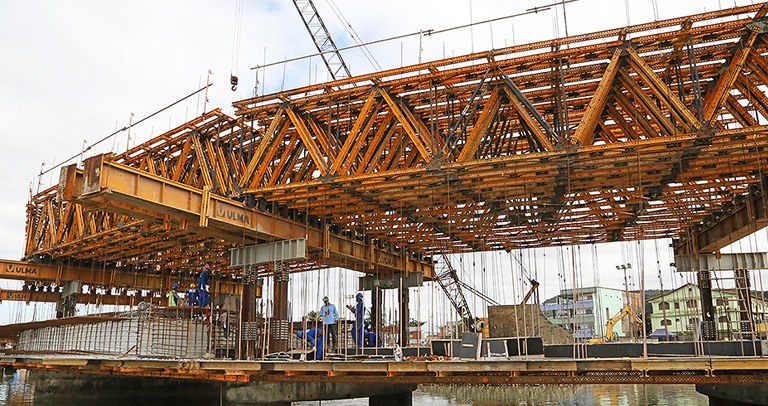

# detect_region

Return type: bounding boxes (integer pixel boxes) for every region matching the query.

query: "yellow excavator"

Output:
[589,305,643,344]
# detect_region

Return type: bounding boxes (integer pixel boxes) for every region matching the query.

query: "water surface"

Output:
[0,369,712,405]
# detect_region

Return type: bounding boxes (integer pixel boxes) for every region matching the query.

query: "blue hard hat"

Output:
[296,331,304,338]
[172,283,178,288]
[356,292,363,298]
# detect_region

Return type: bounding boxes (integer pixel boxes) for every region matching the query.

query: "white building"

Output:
[541,287,642,339]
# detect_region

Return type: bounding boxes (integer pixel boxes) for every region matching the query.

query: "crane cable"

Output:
[230,0,245,91]
[323,0,382,71]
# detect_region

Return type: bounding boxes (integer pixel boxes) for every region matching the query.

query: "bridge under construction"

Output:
[4,2,768,405]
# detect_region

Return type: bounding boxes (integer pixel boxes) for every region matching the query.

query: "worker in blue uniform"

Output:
[197,263,210,307]
[186,283,198,306]
[296,328,324,360]
[346,292,365,347]
[363,320,381,348]
[320,296,339,350]
[199,263,210,291]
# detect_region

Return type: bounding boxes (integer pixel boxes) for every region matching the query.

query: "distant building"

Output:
[647,283,768,339]
[541,287,642,339]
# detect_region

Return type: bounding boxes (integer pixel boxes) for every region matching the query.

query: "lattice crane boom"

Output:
[436,254,479,333]
[291,0,352,80]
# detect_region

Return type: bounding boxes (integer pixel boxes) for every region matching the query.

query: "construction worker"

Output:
[363,320,381,348]
[197,263,211,307]
[197,287,209,307]
[186,283,198,306]
[199,263,210,292]
[320,296,339,350]
[346,292,365,347]
[167,283,180,307]
[296,328,324,360]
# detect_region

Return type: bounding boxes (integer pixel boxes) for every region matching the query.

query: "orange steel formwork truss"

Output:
[21,4,768,285]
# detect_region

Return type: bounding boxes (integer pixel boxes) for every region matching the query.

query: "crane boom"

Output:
[435,254,478,332]
[291,0,352,80]
[521,279,540,305]
[457,279,500,307]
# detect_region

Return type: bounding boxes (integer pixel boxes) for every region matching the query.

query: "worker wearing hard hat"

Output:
[167,283,180,307]
[320,296,339,351]
[186,283,198,306]
[346,292,365,347]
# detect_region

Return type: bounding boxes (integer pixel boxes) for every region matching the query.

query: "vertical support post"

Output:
[270,261,290,353]
[734,269,755,339]
[370,281,383,341]
[698,270,717,341]
[240,265,259,359]
[399,277,409,347]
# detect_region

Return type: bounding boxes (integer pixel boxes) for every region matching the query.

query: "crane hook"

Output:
[230,75,239,91]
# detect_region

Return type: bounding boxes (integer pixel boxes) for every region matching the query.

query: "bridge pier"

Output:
[26,370,220,402]
[696,384,768,405]
[26,369,415,405]
[370,390,413,406]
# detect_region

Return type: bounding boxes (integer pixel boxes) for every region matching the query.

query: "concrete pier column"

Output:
[697,384,768,405]
[370,390,413,406]
[27,370,219,402]
[270,261,290,353]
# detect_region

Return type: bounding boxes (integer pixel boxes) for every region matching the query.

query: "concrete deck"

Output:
[3,353,768,385]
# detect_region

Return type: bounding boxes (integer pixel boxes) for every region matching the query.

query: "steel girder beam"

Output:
[676,178,768,254]
[70,154,433,278]
[0,288,165,306]
[0,259,243,295]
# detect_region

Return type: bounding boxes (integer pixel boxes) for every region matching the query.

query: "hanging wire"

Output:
[323,0,382,71]
[229,0,245,92]
[38,85,211,179]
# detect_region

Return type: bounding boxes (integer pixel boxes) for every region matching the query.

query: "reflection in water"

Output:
[418,384,710,405]
[0,370,34,406]
[1,369,711,405]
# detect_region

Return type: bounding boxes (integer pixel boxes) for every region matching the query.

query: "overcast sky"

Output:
[1,0,766,325]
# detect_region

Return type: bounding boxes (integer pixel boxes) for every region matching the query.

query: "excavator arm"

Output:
[604,305,643,341]
[605,307,629,341]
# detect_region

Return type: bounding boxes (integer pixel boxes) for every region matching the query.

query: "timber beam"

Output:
[70,155,434,278]
[0,259,243,295]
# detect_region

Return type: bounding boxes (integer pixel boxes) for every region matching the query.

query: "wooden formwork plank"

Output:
[631,359,710,371]
[388,362,430,373]
[332,362,388,373]
[200,361,263,371]
[711,358,768,371]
